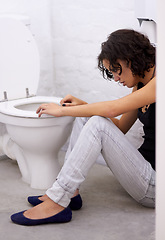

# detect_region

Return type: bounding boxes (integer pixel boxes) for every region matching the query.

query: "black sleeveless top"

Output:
[137,82,156,170]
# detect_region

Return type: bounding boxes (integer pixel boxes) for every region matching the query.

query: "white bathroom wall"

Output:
[49,0,139,103]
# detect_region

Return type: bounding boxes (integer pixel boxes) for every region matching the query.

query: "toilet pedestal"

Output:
[1,133,63,189]
[23,151,61,189]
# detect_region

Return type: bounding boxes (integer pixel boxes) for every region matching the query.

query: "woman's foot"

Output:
[28,193,82,210]
[38,194,48,202]
[28,189,82,209]
[11,198,72,225]
[24,198,64,220]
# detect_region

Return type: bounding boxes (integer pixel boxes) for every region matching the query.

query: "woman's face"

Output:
[103,59,140,88]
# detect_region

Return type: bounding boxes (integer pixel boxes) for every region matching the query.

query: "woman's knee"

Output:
[86,116,116,136]
[74,117,90,126]
[87,116,112,128]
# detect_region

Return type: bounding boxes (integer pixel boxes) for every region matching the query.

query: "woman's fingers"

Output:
[36,104,47,117]
[36,104,47,114]
[62,102,72,107]
[60,95,72,105]
[38,109,46,118]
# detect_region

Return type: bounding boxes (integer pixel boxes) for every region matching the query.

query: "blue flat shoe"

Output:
[69,194,82,210]
[11,207,72,226]
[27,195,43,206]
[28,194,82,210]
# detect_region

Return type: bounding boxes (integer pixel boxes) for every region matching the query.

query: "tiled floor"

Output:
[0,152,155,240]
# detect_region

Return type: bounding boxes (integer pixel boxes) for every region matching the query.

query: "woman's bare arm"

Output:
[37,78,156,123]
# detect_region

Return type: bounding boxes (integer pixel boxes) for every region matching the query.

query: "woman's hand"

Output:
[36,103,63,118]
[60,94,87,107]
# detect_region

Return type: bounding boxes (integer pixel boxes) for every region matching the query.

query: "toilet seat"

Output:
[0,17,40,101]
[0,96,62,118]
[0,96,71,128]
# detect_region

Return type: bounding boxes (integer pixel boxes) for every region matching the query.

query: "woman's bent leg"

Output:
[46,116,155,208]
[64,117,90,161]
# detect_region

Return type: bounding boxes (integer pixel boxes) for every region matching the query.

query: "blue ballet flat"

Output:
[28,194,82,210]
[11,207,72,226]
[27,195,43,206]
[68,194,82,210]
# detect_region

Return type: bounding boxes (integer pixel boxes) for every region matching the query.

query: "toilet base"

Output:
[1,135,61,190]
[23,151,61,189]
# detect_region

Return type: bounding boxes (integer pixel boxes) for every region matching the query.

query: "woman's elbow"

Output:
[104,108,118,118]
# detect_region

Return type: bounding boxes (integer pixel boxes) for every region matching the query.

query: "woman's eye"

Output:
[110,68,117,73]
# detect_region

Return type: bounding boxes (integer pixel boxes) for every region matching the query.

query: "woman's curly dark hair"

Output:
[98,29,156,80]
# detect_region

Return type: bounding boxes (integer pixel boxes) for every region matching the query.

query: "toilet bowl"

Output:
[0,17,74,189]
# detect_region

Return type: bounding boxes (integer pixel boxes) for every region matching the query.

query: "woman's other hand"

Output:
[60,94,87,107]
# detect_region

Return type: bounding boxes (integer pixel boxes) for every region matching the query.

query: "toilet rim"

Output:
[0,96,62,119]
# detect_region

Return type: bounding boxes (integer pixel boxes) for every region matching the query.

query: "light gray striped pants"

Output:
[46,116,155,208]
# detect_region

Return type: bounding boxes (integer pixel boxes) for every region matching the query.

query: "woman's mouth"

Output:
[120,81,125,86]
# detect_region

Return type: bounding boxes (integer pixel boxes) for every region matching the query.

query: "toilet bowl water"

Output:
[0,18,75,189]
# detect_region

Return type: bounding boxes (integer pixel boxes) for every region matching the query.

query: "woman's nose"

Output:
[113,74,120,82]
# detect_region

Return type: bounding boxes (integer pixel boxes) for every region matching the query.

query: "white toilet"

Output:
[0,17,74,189]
